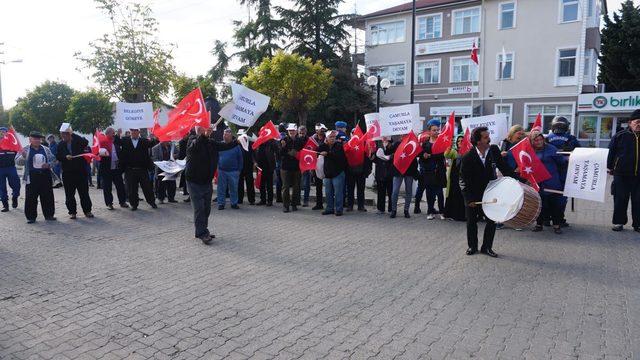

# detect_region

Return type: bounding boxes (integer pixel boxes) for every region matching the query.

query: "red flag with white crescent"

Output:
[531,113,542,132]
[510,137,551,191]
[471,41,479,65]
[431,112,455,155]
[457,127,473,156]
[151,109,161,134]
[298,148,318,171]
[0,128,22,152]
[155,88,208,141]
[393,131,420,175]
[304,137,319,152]
[252,121,280,150]
[344,126,365,167]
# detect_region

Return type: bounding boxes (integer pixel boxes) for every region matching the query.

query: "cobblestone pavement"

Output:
[1,185,639,359]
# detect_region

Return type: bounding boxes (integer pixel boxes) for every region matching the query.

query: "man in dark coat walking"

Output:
[56,123,93,219]
[119,128,157,211]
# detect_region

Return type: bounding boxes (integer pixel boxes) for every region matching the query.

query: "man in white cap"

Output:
[56,123,94,219]
[119,128,157,211]
[15,131,57,223]
[279,123,304,212]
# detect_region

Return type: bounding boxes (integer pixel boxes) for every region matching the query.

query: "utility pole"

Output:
[409,0,416,104]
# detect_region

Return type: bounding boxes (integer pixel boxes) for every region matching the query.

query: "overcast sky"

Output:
[0,0,629,109]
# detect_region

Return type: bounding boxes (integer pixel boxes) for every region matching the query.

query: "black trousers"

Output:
[280,170,300,208]
[376,178,393,212]
[612,175,640,228]
[179,173,189,195]
[25,172,55,220]
[346,172,366,209]
[102,168,127,206]
[466,205,496,251]
[62,171,92,215]
[414,173,427,207]
[125,168,155,208]
[155,175,177,201]
[537,193,563,226]
[314,174,323,207]
[238,171,255,204]
[259,168,274,204]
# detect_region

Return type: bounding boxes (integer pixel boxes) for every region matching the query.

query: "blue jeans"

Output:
[391,176,414,212]
[301,171,311,203]
[217,170,240,207]
[0,166,20,201]
[324,172,345,213]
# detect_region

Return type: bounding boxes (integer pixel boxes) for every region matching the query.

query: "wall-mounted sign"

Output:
[416,37,478,56]
[429,106,472,116]
[448,86,478,95]
[578,91,640,112]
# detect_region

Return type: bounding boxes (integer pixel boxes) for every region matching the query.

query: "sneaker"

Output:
[612,224,624,232]
[439,214,446,220]
[426,214,435,220]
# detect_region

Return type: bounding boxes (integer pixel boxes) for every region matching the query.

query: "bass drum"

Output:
[482,177,541,229]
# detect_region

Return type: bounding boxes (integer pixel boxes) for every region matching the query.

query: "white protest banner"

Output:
[115,102,154,130]
[364,113,382,140]
[218,83,271,127]
[379,104,419,136]
[563,148,609,202]
[154,160,185,175]
[460,113,508,146]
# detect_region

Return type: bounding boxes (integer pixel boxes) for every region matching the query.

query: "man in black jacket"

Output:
[608,109,640,232]
[56,124,93,219]
[318,130,347,216]
[186,126,238,244]
[459,127,518,258]
[279,124,304,213]
[119,128,157,211]
[237,130,256,205]
[255,139,278,206]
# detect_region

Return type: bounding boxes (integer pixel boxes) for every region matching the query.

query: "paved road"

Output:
[1,186,639,359]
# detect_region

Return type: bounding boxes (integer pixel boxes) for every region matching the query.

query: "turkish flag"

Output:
[431,112,455,155]
[254,168,262,189]
[531,113,542,132]
[0,128,22,152]
[150,109,161,134]
[417,130,430,144]
[252,121,280,150]
[344,126,365,167]
[91,130,106,156]
[393,132,420,175]
[457,127,472,156]
[363,120,381,142]
[510,137,551,191]
[471,41,479,65]
[298,148,318,171]
[80,153,99,164]
[155,88,208,141]
[304,137,319,152]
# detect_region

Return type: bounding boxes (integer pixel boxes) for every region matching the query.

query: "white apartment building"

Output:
[357,0,608,145]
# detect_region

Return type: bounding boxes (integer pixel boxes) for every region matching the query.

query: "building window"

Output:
[495,104,513,126]
[416,60,440,84]
[452,7,480,35]
[499,2,516,29]
[417,14,442,40]
[450,57,478,83]
[560,0,579,22]
[587,0,594,17]
[558,48,577,77]
[369,64,406,86]
[370,21,405,46]
[525,104,574,132]
[497,52,514,80]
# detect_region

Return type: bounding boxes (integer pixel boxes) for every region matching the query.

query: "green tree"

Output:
[277,0,352,66]
[65,89,113,134]
[599,0,640,91]
[75,0,175,103]
[172,73,218,104]
[9,81,76,135]
[243,52,333,125]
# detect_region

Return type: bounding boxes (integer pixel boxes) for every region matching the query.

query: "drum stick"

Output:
[557,151,572,155]
[473,198,497,205]
[543,189,564,195]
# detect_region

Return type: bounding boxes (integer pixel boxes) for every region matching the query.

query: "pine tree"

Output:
[277,0,352,66]
[599,0,640,91]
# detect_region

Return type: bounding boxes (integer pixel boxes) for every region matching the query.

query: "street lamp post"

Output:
[367,75,391,112]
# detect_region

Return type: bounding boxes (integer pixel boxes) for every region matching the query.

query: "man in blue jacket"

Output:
[217,129,243,210]
[608,109,640,232]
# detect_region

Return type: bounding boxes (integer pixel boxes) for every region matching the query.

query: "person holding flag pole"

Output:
[56,123,94,219]
[0,127,22,212]
[470,41,479,117]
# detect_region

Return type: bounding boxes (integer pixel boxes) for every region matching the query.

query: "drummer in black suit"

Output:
[459,127,519,258]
